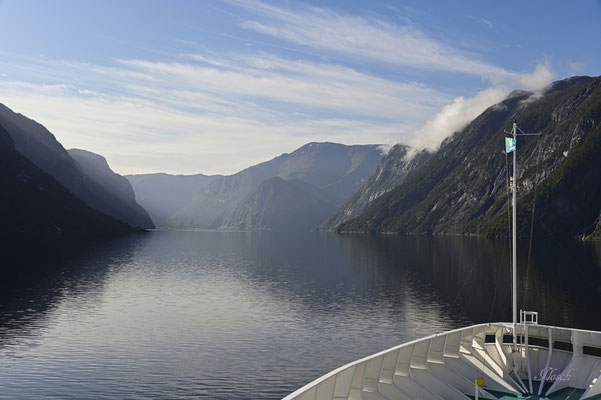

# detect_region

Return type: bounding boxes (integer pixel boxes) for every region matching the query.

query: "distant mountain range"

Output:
[126,173,222,225]
[161,142,383,231]
[4,75,601,239]
[0,103,153,233]
[336,75,601,239]
[0,101,383,234]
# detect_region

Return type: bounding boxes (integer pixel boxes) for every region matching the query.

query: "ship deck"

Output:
[284,323,601,400]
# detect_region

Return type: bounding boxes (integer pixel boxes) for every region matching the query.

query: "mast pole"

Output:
[512,120,518,359]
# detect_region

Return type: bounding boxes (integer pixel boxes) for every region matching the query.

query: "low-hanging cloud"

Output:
[407,64,555,153]
[517,64,556,91]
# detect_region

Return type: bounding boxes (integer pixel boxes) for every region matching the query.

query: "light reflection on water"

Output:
[0,231,600,399]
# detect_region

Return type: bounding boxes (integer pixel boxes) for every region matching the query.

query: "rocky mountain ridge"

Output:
[337,75,601,239]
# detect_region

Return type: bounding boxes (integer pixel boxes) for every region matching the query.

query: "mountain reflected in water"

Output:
[1,231,600,399]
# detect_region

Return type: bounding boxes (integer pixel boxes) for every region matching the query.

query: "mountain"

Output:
[221,177,337,231]
[69,149,136,200]
[125,173,222,225]
[0,104,153,229]
[68,149,153,229]
[320,144,431,230]
[0,123,132,234]
[338,75,601,238]
[162,142,383,230]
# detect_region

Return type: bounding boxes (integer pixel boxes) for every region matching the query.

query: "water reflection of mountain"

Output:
[2,231,600,346]
[0,234,138,348]
[524,238,601,329]
[236,232,601,331]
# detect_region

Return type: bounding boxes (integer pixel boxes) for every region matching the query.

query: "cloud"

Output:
[409,87,507,152]
[0,81,302,175]
[407,64,555,152]
[517,63,555,91]
[114,55,448,119]
[235,0,512,82]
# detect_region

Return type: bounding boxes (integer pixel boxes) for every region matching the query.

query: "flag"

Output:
[505,137,516,153]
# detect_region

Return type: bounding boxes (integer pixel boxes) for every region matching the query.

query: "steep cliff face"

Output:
[161,142,382,229]
[320,145,431,230]
[0,104,153,229]
[0,124,132,234]
[68,149,154,229]
[339,76,601,238]
[70,149,136,199]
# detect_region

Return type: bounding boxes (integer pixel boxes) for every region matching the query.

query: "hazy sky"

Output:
[0,0,599,175]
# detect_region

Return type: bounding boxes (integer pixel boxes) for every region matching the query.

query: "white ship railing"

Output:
[283,322,601,400]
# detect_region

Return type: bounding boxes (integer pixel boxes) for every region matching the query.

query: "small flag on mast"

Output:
[505,137,516,153]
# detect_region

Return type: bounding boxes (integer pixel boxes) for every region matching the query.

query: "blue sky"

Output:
[0,0,599,175]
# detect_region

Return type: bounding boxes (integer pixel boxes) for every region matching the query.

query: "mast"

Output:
[507,121,539,373]
[511,120,518,359]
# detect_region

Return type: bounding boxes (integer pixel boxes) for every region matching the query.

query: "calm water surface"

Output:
[1,231,601,399]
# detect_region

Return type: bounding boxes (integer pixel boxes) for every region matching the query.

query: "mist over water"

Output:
[1,231,600,399]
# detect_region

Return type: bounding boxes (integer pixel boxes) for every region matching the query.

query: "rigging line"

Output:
[506,149,513,307]
[539,218,599,293]
[433,241,487,339]
[490,151,512,323]
[522,148,542,311]
[431,160,507,338]
[505,150,512,239]
[576,207,601,238]
[488,230,508,324]
[480,154,514,383]
[450,242,486,314]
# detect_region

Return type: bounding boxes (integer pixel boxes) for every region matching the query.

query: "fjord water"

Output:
[1,231,601,399]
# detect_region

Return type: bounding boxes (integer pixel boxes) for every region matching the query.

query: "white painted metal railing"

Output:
[283,323,601,400]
